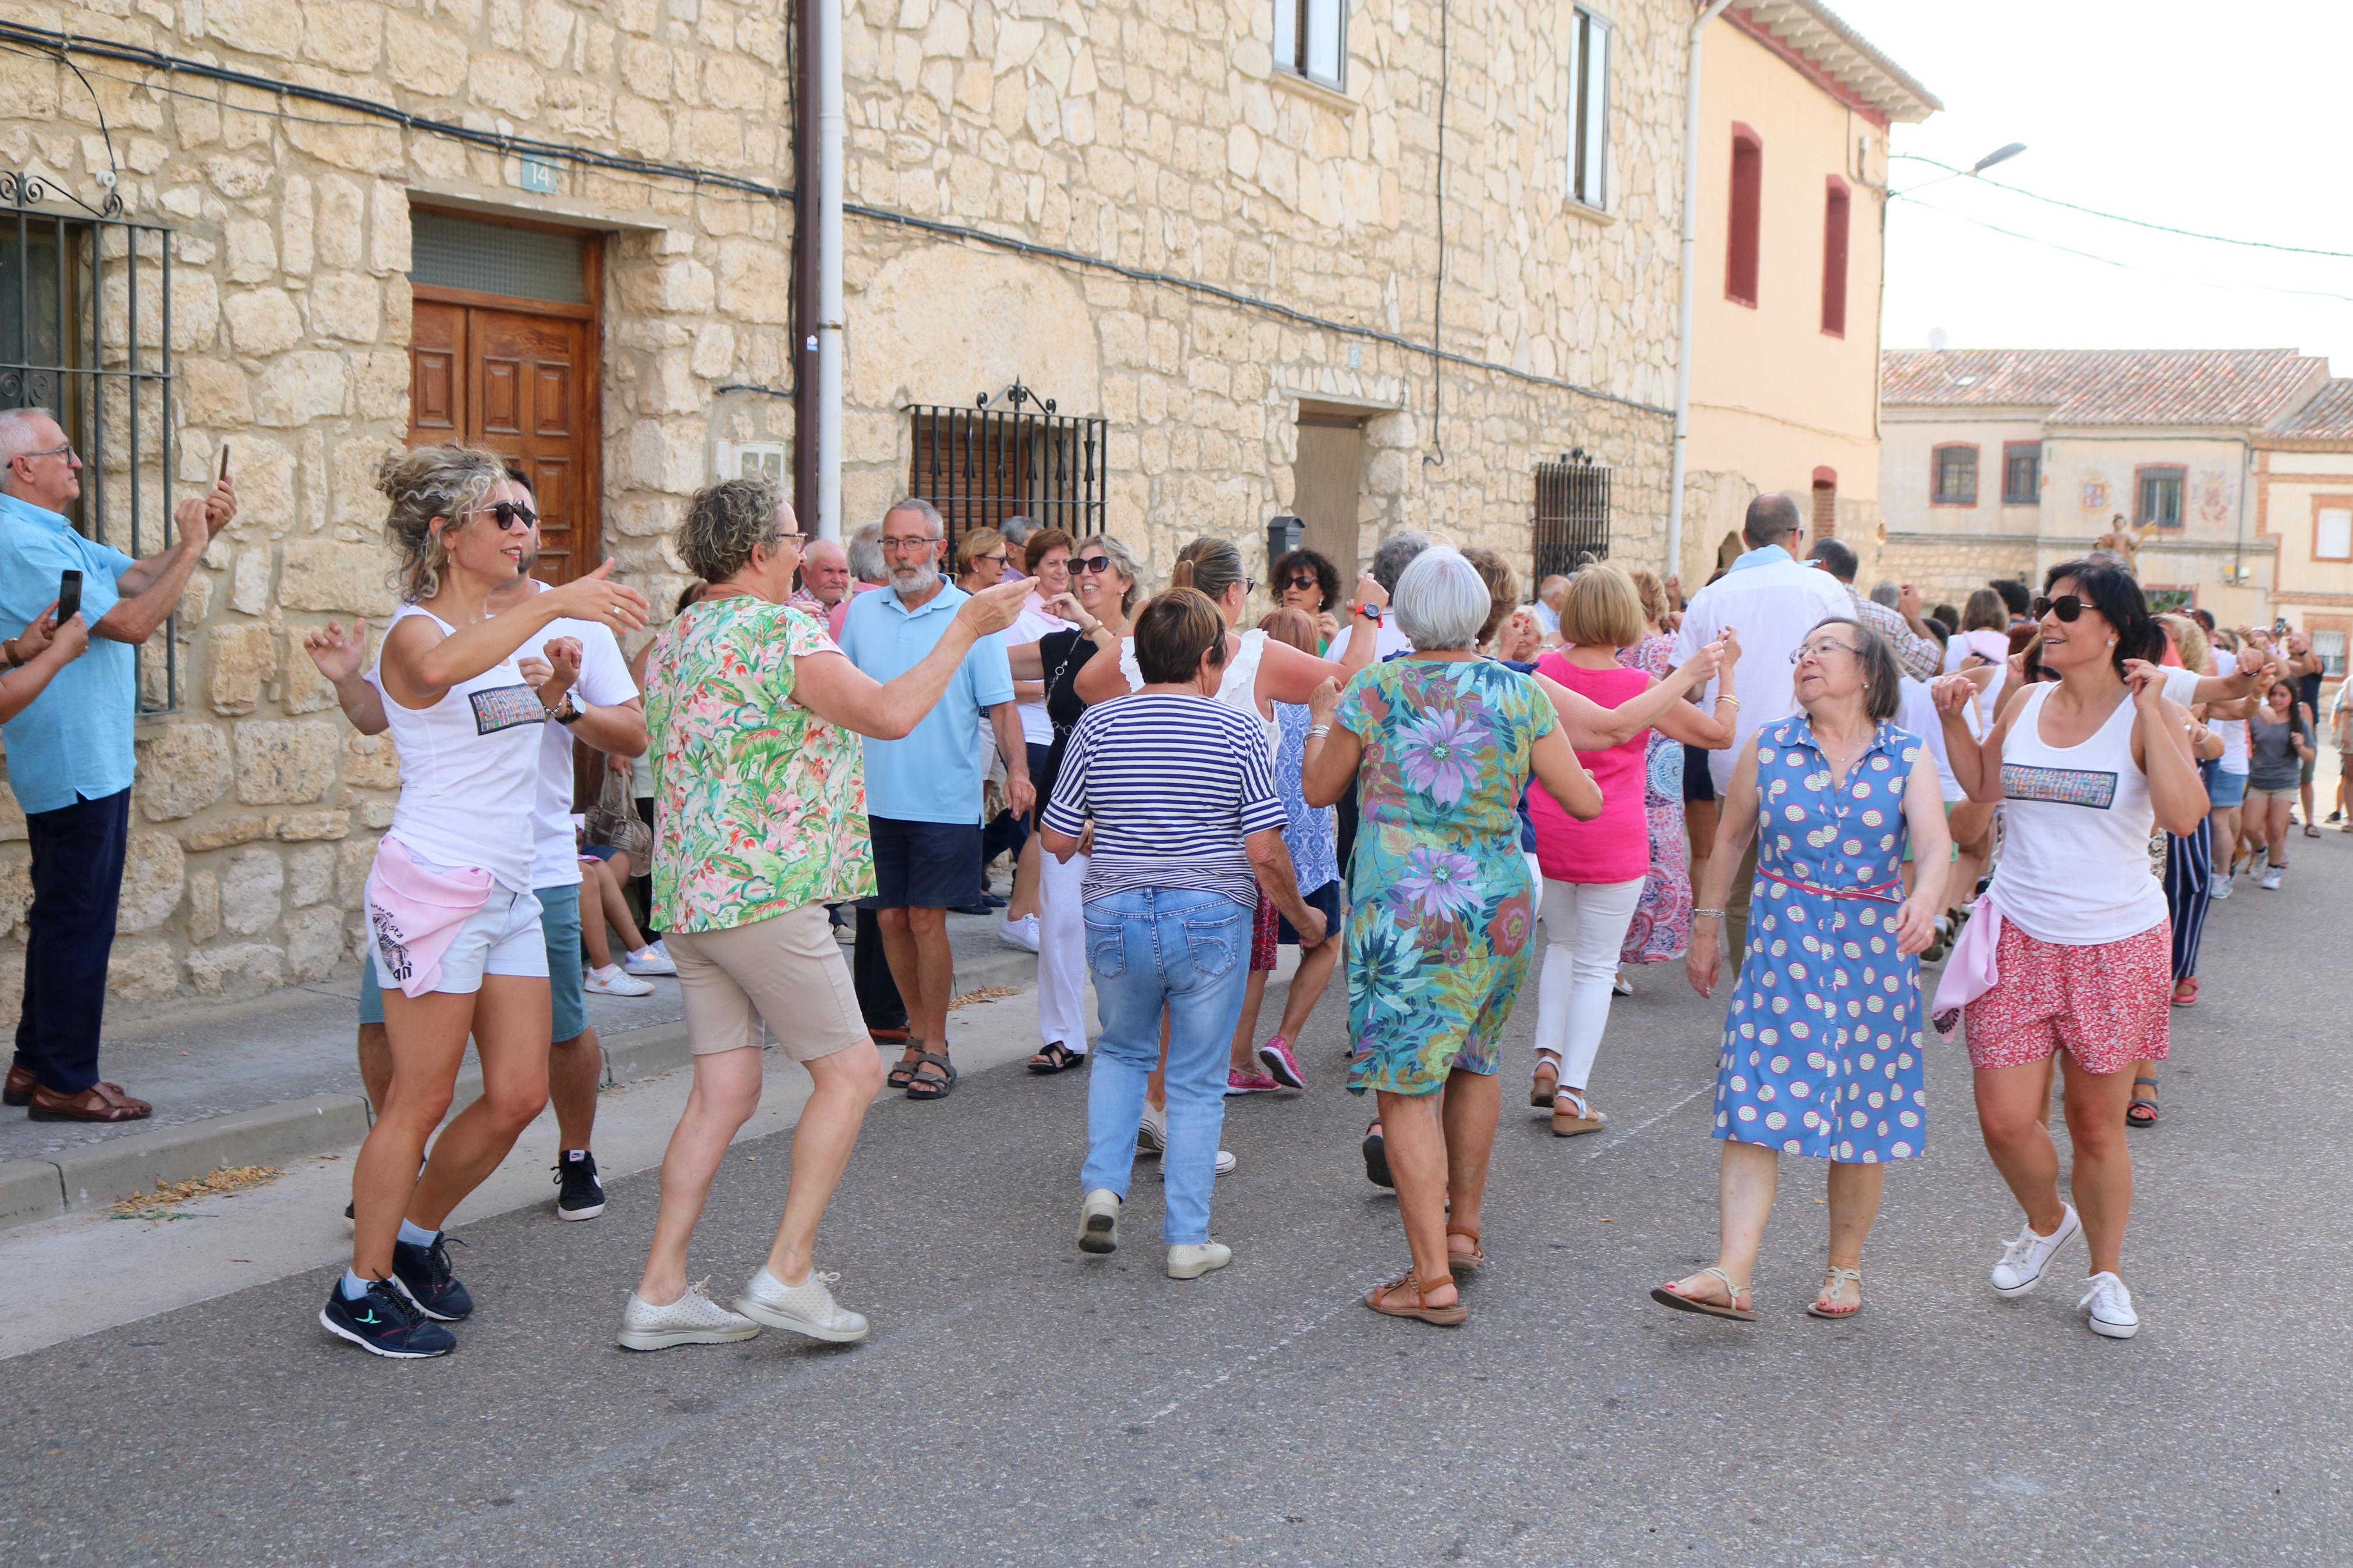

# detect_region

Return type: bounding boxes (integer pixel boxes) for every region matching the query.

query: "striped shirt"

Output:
[1042,693,1287,909]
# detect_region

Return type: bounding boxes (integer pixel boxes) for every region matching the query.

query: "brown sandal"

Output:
[1529,1057,1559,1108]
[1366,1268,1467,1326]
[1445,1225,1486,1275]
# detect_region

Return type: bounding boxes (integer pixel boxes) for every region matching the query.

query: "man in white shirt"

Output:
[1532,574,1570,645]
[1672,493,1850,954]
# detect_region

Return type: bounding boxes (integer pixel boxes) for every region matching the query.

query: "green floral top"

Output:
[644,595,874,934]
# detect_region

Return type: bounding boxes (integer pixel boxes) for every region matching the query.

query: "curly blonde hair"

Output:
[679,475,787,583]
[377,444,509,603]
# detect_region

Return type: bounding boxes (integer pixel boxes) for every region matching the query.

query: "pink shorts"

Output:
[1962,919,2171,1075]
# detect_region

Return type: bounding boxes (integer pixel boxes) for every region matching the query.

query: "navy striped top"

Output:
[1041,694,1287,908]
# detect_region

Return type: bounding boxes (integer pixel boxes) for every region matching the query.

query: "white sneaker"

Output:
[998,913,1041,953]
[2260,868,2283,890]
[2079,1271,2140,1339]
[1990,1205,2081,1297]
[1610,969,1634,997]
[1167,1241,1232,1279]
[1136,1101,1166,1154]
[2210,874,2233,901]
[1079,1189,1120,1254]
[584,963,655,997]
[623,941,677,976]
[1155,1149,1237,1178]
[734,1266,869,1343]
[616,1286,761,1352]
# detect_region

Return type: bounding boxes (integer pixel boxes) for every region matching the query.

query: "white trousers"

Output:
[1038,847,1090,1051]
[1531,875,1645,1092]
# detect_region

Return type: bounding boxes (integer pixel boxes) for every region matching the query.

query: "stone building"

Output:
[0,0,1693,1012]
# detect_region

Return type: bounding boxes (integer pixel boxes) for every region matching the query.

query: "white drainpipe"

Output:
[815,0,846,540]
[1666,0,1734,580]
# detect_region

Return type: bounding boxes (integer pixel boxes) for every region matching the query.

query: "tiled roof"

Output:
[2267,378,2353,441]
[1727,3,1941,123]
[1880,348,2330,428]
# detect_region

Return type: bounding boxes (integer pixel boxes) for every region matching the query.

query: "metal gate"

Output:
[2,171,178,711]
[1531,453,1612,584]
[906,381,1105,550]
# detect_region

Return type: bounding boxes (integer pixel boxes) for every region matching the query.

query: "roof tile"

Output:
[1880,348,2327,428]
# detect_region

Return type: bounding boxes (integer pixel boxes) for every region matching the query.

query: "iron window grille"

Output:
[1531,451,1612,584]
[2001,442,2040,506]
[1,172,178,713]
[1932,444,1978,506]
[2136,465,2185,529]
[905,382,1106,553]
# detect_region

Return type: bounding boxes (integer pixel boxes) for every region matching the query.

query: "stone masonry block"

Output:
[220,847,284,936]
[279,539,398,616]
[233,720,342,805]
[205,622,279,716]
[117,831,186,934]
[137,723,235,821]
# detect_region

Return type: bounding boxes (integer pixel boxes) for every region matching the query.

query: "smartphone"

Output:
[56,569,81,623]
[2274,616,2291,637]
[218,443,231,482]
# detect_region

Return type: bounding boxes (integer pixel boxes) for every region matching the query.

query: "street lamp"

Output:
[1891,143,2029,197]
[1971,142,2028,175]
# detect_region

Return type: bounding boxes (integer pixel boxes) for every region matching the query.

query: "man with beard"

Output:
[836,497,1029,1101]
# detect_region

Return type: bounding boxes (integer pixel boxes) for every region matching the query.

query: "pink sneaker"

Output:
[1225,1068,1280,1096]
[1257,1035,1305,1088]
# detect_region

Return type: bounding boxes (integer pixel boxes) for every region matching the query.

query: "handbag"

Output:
[588,764,652,865]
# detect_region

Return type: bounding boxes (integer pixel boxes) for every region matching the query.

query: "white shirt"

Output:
[1325,616,1414,664]
[1006,602,1070,747]
[371,606,542,894]
[1671,546,1851,791]
[1532,600,1561,638]
[517,602,638,888]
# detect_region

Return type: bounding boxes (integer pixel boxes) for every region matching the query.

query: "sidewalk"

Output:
[0,906,1044,1231]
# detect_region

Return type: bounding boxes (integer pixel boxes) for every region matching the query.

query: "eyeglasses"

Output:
[770,530,806,548]
[10,442,74,465]
[1788,638,1860,666]
[975,552,1007,566]
[1074,556,1116,574]
[880,535,939,553]
[481,501,538,532]
[2031,594,2087,623]
[1245,578,1259,595]
[1284,574,1319,592]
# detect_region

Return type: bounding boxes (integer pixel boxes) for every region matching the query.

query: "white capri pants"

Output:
[1532,875,1645,1093]
[1038,846,1091,1053]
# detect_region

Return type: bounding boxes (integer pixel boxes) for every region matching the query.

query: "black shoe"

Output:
[391,1233,474,1322]
[948,902,995,916]
[983,892,1008,908]
[2331,810,2344,824]
[553,1151,606,1221]
[342,1201,354,1232]
[1361,1125,1394,1189]
[320,1277,456,1359]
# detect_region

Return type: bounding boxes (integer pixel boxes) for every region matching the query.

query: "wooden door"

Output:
[408,294,600,585]
[1294,415,1366,582]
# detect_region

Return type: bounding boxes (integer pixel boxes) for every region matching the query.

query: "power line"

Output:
[1893,153,2353,260]
[1901,197,2353,306]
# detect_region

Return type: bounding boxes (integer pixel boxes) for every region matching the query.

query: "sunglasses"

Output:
[1073,556,1116,574]
[483,501,538,532]
[2031,594,2088,623]
[1283,574,1319,592]
[975,552,1007,566]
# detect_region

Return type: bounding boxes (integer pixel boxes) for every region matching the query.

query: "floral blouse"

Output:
[643,595,874,934]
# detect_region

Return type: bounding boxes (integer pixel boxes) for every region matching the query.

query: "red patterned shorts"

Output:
[1249,891,1279,972]
[1962,918,2171,1075]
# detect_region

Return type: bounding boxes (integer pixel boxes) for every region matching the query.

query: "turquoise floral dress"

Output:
[1339,657,1555,1096]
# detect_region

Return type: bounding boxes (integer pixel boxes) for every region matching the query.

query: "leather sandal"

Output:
[1445,1225,1486,1275]
[1550,1086,1607,1138]
[1806,1265,1863,1319]
[3,1064,34,1107]
[904,1050,957,1101]
[1529,1057,1559,1108]
[1366,1268,1467,1326]
[28,1081,153,1122]
[886,1041,925,1091]
[1649,1265,1755,1322]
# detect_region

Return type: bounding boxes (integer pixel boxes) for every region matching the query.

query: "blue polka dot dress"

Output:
[1714,716,1927,1163]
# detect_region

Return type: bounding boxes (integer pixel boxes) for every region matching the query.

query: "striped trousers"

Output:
[2164,813,2214,984]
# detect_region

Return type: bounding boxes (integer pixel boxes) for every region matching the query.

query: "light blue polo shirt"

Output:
[0,492,137,815]
[836,579,1014,824]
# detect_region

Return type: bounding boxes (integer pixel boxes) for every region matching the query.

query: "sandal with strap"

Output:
[905,1050,958,1101]
[886,1041,925,1091]
[1649,1265,1756,1322]
[1446,1225,1486,1275]
[1806,1264,1863,1319]
[1365,1268,1467,1326]
[1550,1086,1607,1138]
[2125,1077,2159,1129]
[1027,1040,1085,1075]
[1529,1056,1560,1108]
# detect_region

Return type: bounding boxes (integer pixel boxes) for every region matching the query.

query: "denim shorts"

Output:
[2207,769,2246,809]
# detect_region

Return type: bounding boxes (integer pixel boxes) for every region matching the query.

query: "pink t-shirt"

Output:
[1529,652,1650,884]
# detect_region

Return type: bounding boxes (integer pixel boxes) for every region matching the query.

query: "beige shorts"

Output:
[667,902,870,1062]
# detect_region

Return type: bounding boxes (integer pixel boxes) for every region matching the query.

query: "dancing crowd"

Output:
[3,415,2295,1357]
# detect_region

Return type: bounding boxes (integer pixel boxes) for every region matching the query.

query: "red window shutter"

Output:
[1726,125,1762,306]
[1820,177,1851,336]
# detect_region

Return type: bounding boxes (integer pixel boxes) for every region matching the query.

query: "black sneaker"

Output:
[320,1277,456,1358]
[553,1151,606,1221]
[342,1201,354,1231]
[390,1233,474,1322]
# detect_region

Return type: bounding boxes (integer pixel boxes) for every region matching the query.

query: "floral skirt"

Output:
[1620,731,1692,963]
[1344,836,1535,1097]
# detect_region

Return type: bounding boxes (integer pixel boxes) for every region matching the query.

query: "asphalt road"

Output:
[5,837,2350,1566]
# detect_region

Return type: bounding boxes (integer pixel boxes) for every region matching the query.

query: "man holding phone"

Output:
[0,407,233,1122]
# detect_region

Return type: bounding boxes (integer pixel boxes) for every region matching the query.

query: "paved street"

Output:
[5,839,2350,1566]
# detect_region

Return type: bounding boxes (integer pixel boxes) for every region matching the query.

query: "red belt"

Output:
[1757,867,1901,903]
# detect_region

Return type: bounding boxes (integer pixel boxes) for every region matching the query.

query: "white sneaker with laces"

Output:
[735,1266,869,1343]
[584,963,655,997]
[999,913,1041,953]
[617,1286,761,1352]
[2079,1271,2140,1339]
[623,941,677,976]
[2260,867,2283,890]
[1167,1241,1232,1280]
[1990,1204,2080,1297]
[2210,874,2232,901]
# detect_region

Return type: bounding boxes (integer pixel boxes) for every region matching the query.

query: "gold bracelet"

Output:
[1715,694,1739,706]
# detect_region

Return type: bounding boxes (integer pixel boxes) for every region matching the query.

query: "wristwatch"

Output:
[1358,603,1383,623]
[546,694,581,726]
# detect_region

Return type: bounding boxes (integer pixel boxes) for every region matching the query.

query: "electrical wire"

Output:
[1900,197,2353,306]
[1425,0,1450,467]
[1893,153,2353,260]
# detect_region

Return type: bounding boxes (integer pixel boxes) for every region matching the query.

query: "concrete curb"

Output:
[0,942,1056,1236]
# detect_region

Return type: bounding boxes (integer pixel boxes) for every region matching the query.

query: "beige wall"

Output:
[1679,17,1890,586]
[2258,447,2353,649]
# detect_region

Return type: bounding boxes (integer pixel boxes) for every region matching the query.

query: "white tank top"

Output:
[1988,682,2167,945]
[374,605,544,893]
[1119,627,1279,761]
[2212,715,2249,775]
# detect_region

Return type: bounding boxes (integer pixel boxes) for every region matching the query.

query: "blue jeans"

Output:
[1079,887,1252,1246]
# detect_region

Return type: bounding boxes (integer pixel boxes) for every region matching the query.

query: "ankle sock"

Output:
[340,1268,374,1301]
[396,1218,438,1249]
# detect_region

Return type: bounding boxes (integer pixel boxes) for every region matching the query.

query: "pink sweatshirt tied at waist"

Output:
[365,835,495,999]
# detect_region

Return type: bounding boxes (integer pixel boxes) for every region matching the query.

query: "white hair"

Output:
[1391,545,1491,650]
[0,406,62,466]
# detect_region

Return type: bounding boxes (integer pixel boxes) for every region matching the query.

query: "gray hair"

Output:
[885,496,945,537]
[678,474,788,583]
[0,406,61,466]
[847,521,887,584]
[1391,545,1490,650]
[1868,579,1901,609]
[999,515,1039,548]
[1081,532,1149,614]
[1368,530,1433,595]
[1744,492,1801,547]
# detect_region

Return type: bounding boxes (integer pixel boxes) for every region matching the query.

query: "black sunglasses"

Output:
[1283,573,1319,592]
[2031,594,2088,623]
[1073,555,1116,574]
[485,501,538,532]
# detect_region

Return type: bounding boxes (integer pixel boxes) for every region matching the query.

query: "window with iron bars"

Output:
[1531,454,1612,585]
[904,383,1106,553]
[1,173,178,712]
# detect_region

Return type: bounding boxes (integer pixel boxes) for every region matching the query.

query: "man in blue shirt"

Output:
[0,407,232,1122]
[836,497,1027,1101]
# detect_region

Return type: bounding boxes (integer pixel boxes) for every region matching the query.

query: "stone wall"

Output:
[1875,532,2039,608]
[0,0,1689,1014]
